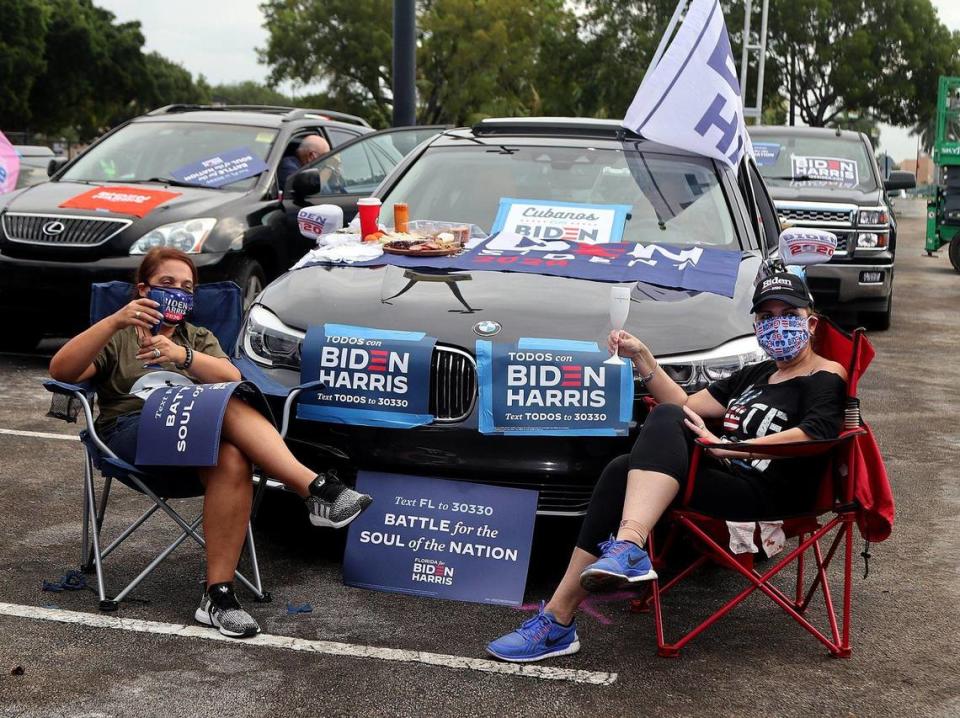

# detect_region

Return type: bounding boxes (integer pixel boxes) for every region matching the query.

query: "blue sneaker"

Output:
[579,536,658,592]
[486,602,580,663]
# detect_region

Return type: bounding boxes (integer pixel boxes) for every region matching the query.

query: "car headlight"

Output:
[656,335,767,392]
[856,232,888,249]
[857,208,888,225]
[129,218,217,254]
[242,304,304,369]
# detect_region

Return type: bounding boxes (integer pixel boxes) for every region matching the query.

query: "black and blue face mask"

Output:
[147,286,194,329]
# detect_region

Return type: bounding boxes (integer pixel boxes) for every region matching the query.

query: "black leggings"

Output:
[576,404,798,555]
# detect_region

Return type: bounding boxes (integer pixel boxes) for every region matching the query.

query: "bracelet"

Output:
[635,362,657,384]
[177,345,194,370]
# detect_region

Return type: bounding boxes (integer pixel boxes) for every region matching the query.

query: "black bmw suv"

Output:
[0,105,438,351]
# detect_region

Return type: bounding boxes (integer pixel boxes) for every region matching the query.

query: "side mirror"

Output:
[779,227,837,266]
[291,168,322,203]
[47,158,67,177]
[884,170,916,192]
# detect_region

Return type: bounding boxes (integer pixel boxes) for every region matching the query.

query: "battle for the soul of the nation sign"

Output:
[342,471,538,606]
[476,337,634,436]
[298,324,437,428]
[134,381,271,466]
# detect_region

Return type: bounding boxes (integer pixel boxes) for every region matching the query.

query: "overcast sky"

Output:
[97,0,960,162]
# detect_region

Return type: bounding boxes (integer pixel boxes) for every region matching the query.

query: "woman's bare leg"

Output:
[197,441,253,585]
[616,469,679,545]
[219,398,315,497]
[544,547,598,623]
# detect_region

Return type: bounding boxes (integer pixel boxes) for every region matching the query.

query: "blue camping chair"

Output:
[44,281,271,611]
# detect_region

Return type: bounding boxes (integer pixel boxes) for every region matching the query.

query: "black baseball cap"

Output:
[750,272,813,313]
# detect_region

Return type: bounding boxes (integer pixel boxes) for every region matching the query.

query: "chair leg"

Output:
[80,457,91,571]
[240,522,271,603]
[795,534,805,608]
[839,518,854,658]
[82,459,112,611]
[112,515,203,604]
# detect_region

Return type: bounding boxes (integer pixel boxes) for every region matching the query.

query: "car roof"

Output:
[432,118,715,160]
[130,104,371,130]
[750,125,866,142]
[13,145,55,157]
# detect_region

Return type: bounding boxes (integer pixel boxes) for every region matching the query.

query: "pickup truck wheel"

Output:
[861,295,892,331]
[948,236,960,272]
[231,258,265,310]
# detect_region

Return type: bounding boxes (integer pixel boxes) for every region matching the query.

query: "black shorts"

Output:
[100,413,205,498]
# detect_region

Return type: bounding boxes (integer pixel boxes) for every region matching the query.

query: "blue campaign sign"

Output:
[134,381,271,466]
[298,324,437,428]
[753,142,782,167]
[342,471,538,606]
[170,147,269,188]
[476,337,634,436]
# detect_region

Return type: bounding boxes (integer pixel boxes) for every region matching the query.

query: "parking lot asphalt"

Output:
[0,199,957,718]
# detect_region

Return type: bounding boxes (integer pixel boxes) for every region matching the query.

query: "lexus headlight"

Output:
[243,304,304,369]
[657,335,767,392]
[857,208,888,225]
[129,218,217,254]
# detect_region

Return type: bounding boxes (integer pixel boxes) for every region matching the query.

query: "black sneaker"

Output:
[306,472,373,529]
[194,582,261,638]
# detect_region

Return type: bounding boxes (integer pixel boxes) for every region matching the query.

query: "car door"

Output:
[289,126,449,224]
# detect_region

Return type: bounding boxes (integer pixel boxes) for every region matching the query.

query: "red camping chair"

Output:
[634,321,894,658]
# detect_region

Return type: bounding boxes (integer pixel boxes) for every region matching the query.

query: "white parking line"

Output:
[0,602,617,686]
[0,428,78,441]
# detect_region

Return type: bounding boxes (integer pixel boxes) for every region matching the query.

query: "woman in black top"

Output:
[487,272,847,663]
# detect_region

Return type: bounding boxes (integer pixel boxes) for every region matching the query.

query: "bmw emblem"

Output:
[42,220,66,236]
[473,320,501,337]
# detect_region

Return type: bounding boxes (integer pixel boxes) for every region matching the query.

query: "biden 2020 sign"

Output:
[298,324,437,428]
[342,472,538,606]
[476,337,634,436]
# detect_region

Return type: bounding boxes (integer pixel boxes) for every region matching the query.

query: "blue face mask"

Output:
[755,314,810,361]
[147,286,194,328]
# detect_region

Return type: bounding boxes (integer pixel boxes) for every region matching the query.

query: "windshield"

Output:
[379,144,739,249]
[752,134,878,191]
[61,121,278,191]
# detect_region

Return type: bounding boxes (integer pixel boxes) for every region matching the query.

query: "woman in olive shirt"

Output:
[50,247,371,638]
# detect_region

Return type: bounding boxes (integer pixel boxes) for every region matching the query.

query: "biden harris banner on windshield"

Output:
[343,471,538,606]
[134,381,272,466]
[298,324,437,428]
[623,0,750,168]
[476,338,634,436]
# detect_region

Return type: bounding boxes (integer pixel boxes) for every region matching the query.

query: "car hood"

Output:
[2,180,242,223]
[764,183,882,206]
[256,253,762,357]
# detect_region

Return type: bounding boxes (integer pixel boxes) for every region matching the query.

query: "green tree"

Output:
[208,81,292,107]
[0,0,50,129]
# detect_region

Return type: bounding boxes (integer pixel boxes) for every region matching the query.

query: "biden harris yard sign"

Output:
[298,324,437,428]
[623,0,750,168]
[476,338,634,436]
[343,471,538,606]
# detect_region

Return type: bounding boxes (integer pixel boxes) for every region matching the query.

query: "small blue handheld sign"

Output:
[298,324,437,428]
[343,471,538,606]
[476,337,634,436]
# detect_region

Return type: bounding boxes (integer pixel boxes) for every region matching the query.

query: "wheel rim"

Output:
[245,274,263,309]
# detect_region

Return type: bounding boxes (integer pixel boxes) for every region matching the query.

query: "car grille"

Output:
[779,207,853,224]
[430,346,477,422]
[1,212,131,247]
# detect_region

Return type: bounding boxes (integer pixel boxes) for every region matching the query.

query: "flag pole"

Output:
[640,0,690,87]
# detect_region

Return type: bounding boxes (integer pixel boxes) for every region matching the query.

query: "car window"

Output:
[60,121,279,191]
[303,128,444,197]
[749,163,780,250]
[379,144,740,249]
[326,127,361,147]
[751,133,878,191]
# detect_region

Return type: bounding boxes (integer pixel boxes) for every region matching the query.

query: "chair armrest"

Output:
[43,379,94,396]
[695,428,865,458]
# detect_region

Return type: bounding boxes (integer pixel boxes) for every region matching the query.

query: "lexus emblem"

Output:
[473,320,501,337]
[42,220,66,236]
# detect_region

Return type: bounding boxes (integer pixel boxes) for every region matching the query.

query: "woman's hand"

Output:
[136,333,187,366]
[608,330,655,371]
[113,298,163,333]
[682,405,724,448]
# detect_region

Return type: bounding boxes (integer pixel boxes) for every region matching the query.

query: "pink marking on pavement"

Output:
[513,590,640,626]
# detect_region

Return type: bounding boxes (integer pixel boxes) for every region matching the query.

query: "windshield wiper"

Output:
[129,177,221,189]
[766,174,816,182]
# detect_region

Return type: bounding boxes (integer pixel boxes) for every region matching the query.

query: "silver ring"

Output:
[135,311,141,319]
[699,424,705,430]
[152,348,161,359]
